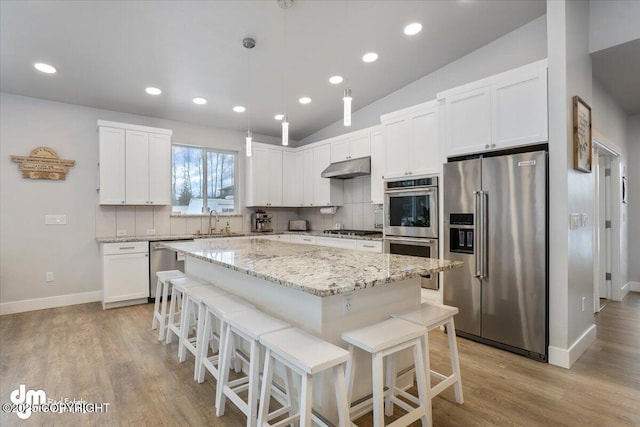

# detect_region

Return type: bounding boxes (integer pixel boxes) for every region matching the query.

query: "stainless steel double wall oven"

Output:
[383,176,439,289]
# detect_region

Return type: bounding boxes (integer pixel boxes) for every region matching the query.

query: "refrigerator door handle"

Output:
[473,190,482,278]
[482,191,489,279]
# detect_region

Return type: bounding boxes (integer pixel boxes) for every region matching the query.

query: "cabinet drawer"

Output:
[316,237,358,250]
[102,241,148,255]
[357,240,382,252]
[290,235,317,245]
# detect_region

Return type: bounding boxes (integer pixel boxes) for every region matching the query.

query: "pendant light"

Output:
[279,0,292,146]
[343,88,352,127]
[243,37,255,157]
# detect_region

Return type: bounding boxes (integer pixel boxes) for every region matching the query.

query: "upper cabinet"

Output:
[380,100,440,179]
[312,144,343,206]
[98,121,172,205]
[438,59,548,157]
[370,125,384,204]
[330,129,371,162]
[282,150,303,207]
[246,143,283,207]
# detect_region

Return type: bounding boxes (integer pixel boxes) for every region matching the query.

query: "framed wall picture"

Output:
[573,96,592,173]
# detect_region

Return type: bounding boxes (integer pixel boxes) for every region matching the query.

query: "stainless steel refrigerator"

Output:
[443,150,548,361]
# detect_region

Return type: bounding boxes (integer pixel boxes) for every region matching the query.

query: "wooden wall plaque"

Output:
[10,147,76,180]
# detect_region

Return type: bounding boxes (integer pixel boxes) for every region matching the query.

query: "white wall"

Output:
[0,92,278,310]
[627,116,640,285]
[589,0,640,53]
[301,15,547,144]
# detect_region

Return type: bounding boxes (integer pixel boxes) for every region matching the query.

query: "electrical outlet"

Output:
[117,229,127,236]
[46,272,54,282]
[343,294,352,314]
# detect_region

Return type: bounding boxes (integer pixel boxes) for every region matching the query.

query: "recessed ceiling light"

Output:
[274,114,284,121]
[404,23,422,36]
[329,75,344,84]
[299,97,312,104]
[34,63,56,74]
[193,97,207,105]
[362,52,378,63]
[145,87,162,95]
[233,106,246,113]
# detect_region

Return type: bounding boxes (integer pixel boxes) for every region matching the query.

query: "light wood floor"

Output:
[1,293,638,426]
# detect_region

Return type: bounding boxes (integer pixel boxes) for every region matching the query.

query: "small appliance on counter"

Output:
[288,220,308,231]
[251,210,273,232]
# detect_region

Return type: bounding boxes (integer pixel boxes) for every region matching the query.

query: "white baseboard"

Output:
[548,324,597,369]
[0,291,102,315]
[628,281,640,292]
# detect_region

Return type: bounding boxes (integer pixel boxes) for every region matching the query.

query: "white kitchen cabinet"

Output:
[370,126,384,204]
[290,234,317,245]
[302,148,315,206]
[381,100,439,179]
[330,129,371,162]
[313,144,343,206]
[246,143,283,207]
[357,240,382,252]
[282,150,303,207]
[316,236,358,250]
[98,126,126,204]
[438,59,548,157]
[101,241,149,309]
[98,120,172,205]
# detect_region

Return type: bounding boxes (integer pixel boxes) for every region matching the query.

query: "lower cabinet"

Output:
[356,240,383,252]
[289,235,317,245]
[101,241,149,309]
[315,236,358,250]
[259,234,292,242]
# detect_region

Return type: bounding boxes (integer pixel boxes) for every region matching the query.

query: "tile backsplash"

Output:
[94,176,375,237]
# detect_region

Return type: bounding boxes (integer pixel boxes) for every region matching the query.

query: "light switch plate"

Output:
[45,214,66,225]
[581,213,588,227]
[569,213,580,230]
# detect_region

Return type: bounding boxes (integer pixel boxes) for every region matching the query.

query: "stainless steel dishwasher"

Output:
[149,240,192,301]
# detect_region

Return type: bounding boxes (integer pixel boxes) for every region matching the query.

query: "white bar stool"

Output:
[196,294,255,384]
[165,277,209,346]
[342,318,432,427]
[257,327,351,427]
[178,284,230,379]
[391,302,463,403]
[215,309,292,427]
[152,270,186,341]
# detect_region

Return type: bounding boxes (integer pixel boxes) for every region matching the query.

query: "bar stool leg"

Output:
[333,365,350,427]
[284,366,297,423]
[247,339,260,427]
[197,309,213,384]
[193,302,206,381]
[299,373,313,427]
[446,319,464,404]
[157,280,170,340]
[257,348,275,427]
[371,352,385,427]
[215,320,234,416]
[345,345,355,404]
[165,288,179,344]
[152,278,162,330]
[412,340,431,427]
[178,296,193,363]
[384,353,397,417]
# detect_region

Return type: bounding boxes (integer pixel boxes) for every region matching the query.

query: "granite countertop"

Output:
[163,239,462,297]
[96,230,383,243]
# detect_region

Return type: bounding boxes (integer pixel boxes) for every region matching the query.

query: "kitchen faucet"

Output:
[209,209,219,234]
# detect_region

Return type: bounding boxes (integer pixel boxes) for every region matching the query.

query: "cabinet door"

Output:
[409,108,440,176]
[445,87,491,156]
[103,252,149,303]
[268,148,283,206]
[349,131,371,159]
[125,130,150,204]
[330,138,350,162]
[383,118,410,179]
[370,127,385,204]
[283,151,303,206]
[302,149,315,206]
[247,145,269,206]
[313,144,331,206]
[99,126,126,204]
[491,67,548,148]
[148,133,171,205]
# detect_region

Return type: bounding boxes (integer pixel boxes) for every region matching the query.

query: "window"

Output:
[172,144,237,215]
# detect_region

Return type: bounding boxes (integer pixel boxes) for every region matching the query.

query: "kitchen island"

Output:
[164,238,462,421]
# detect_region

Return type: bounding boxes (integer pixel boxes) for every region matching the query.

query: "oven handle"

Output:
[384,236,436,245]
[384,187,436,195]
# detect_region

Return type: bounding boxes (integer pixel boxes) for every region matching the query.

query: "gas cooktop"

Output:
[322,229,382,236]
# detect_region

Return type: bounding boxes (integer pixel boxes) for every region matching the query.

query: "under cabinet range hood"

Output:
[321,156,371,179]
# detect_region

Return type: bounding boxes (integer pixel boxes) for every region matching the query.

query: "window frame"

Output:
[171,143,239,215]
